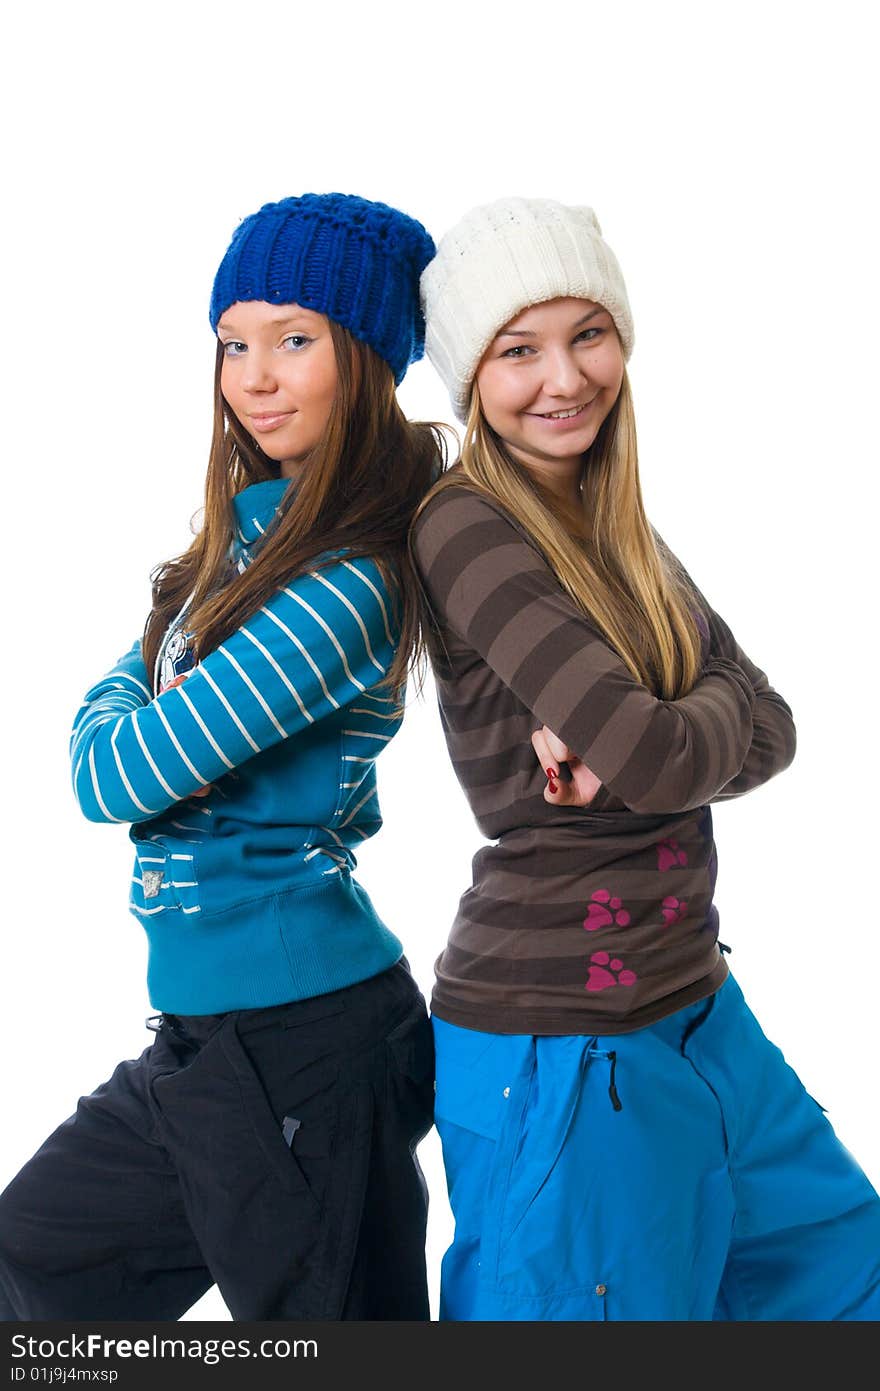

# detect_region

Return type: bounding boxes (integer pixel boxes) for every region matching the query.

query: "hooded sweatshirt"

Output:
[70,478,404,1014]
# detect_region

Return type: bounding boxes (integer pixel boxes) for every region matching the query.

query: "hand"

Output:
[531,725,602,807]
[160,672,190,692]
[160,669,212,798]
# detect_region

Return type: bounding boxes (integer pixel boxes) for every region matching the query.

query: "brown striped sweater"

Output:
[411,485,797,1034]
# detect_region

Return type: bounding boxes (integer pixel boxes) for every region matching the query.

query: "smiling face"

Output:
[475,296,625,499]
[217,301,338,479]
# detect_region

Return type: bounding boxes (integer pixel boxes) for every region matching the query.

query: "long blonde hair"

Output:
[416,370,702,700]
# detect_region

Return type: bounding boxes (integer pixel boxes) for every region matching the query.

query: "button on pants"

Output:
[0,962,434,1320]
[433,974,880,1320]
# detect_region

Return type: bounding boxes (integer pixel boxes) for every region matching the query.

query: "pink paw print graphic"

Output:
[656,838,688,873]
[584,889,631,932]
[586,951,637,992]
[661,896,688,927]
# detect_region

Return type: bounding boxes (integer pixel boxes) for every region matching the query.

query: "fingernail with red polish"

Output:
[546,768,558,793]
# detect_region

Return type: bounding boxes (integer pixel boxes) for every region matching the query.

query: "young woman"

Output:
[411,196,880,1321]
[0,192,442,1321]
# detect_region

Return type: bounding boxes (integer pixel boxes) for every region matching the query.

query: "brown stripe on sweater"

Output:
[511,625,620,720]
[450,891,713,942]
[450,741,537,786]
[446,539,548,627]
[432,950,729,1037]
[440,690,531,732]
[444,711,538,756]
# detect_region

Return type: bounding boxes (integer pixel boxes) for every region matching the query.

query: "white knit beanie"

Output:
[421,197,634,421]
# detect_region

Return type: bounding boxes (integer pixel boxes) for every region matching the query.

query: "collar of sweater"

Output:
[232,477,293,546]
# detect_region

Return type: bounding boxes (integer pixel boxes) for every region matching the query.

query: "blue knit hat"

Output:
[209,192,435,385]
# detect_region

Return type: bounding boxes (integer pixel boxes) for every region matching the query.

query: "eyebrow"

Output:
[497,307,607,338]
[216,309,321,334]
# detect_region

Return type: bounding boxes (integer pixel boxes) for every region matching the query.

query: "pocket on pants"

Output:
[218,1020,337,1206]
[149,1011,376,1319]
[432,1017,517,1141]
[433,1027,612,1315]
[432,1022,534,1258]
[150,1016,338,1210]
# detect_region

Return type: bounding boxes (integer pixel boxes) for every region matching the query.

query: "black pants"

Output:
[0,962,434,1320]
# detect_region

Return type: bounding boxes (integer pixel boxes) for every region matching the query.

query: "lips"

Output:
[248,411,294,433]
[531,398,597,421]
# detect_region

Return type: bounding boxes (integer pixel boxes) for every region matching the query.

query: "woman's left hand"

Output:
[531,725,602,807]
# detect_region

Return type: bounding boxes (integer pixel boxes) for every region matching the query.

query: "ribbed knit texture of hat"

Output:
[210,193,435,385]
[421,197,634,420]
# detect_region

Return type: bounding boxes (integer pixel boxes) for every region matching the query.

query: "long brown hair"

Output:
[143,321,446,696]
[415,369,702,700]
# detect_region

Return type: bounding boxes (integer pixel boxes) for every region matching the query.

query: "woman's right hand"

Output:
[531,725,602,807]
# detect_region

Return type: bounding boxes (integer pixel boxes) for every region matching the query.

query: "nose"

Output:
[240,349,278,394]
[542,347,585,398]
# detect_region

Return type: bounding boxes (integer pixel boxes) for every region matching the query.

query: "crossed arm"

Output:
[69,556,399,824]
[412,488,796,815]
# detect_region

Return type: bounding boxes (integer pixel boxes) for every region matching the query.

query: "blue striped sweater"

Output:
[70,478,405,1013]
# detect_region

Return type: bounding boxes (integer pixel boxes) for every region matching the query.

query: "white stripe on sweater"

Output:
[178,686,236,769]
[111,718,160,815]
[156,700,210,786]
[260,606,340,709]
[130,902,201,916]
[87,745,124,822]
[198,666,261,753]
[105,670,153,699]
[320,824,345,847]
[339,785,377,828]
[131,710,186,802]
[218,645,287,739]
[131,878,198,891]
[343,561,394,646]
[240,625,314,723]
[283,587,366,693]
[71,701,142,753]
[312,572,386,675]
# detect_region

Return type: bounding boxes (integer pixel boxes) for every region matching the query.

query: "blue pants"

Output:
[433,975,880,1320]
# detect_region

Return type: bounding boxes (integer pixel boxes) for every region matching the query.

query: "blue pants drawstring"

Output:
[606,1050,622,1112]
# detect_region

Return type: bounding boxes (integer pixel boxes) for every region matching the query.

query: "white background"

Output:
[1,0,877,1322]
